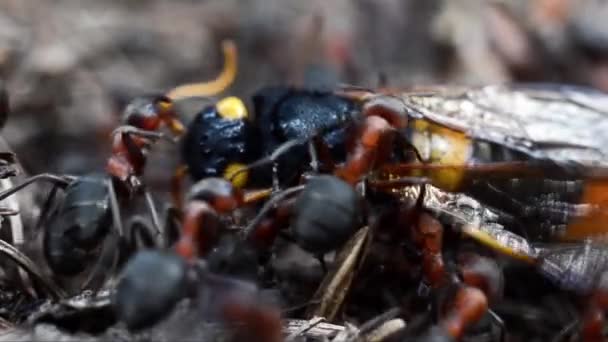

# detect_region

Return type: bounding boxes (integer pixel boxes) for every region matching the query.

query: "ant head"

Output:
[122,95,184,135]
[187,177,241,213]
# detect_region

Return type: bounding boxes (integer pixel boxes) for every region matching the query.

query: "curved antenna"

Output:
[0,239,66,299]
[166,40,238,100]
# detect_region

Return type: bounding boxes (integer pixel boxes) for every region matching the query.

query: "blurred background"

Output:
[0,0,607,188]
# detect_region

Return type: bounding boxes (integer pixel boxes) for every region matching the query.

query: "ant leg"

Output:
[128,217,159,251]
[271,163,280,192]
[112,125,174,144]
[80,232,121,293]
[107,178,124,237]
[142,188,163,245]
[308,140,320,172]
[0,173,71,202]
[242,185,305,238]
[439,285,488,340]
[316,254,328,274]
[413,212,446,289]
[551,319,578,342]
[488,309,506,342]
[0,239,66,299]
[32,184,60,240]
[163,206,182,249]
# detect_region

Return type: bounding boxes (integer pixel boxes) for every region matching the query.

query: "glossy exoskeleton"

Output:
[180,87,359,189]
[44,175,112,275]
[290,174,362,254]
[186,82,608,244]
[114,249,283,342]
[0,91,186,279]
[174,174,362,275]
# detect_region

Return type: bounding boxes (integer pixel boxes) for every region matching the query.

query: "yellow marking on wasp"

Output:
[216,96,248,120]
[223,162,248,189]
[409,120,472,192]
[462,225,536,263]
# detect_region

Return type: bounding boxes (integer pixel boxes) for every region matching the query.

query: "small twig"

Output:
[283,319,346,340]
[286,316,326,341]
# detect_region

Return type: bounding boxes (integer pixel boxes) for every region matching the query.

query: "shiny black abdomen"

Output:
[182,105,259,182]
[252,87,357,185]
[44,174,112,275]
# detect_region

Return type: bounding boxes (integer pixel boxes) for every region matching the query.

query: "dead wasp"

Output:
[364,83,608,243]
[173,81,608,246]
[171,85,359,209]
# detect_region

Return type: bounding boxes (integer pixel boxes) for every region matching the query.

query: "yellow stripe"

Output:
[462,225,536,263]
[223,163,248,188]
[410,120,472,192]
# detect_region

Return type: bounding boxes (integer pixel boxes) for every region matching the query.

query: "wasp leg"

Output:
[166,40,237,100]
[0,239,66,299]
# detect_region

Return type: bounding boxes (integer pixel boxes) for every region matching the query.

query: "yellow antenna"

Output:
[166,40,238,100]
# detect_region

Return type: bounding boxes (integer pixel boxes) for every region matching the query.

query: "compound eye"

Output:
[217,97,248,120]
